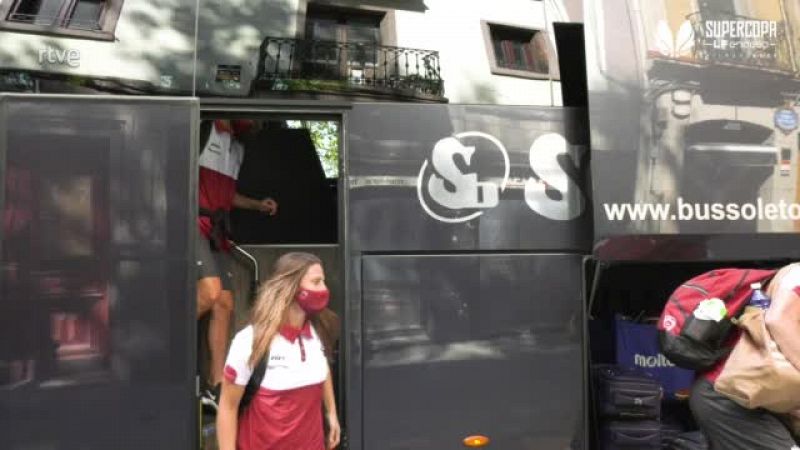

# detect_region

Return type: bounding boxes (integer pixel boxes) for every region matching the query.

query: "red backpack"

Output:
[657,268,777,371]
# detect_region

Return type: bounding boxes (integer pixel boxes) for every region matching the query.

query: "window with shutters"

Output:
[305,5,383,66]
[0,0,124,40]
[482,21,552,79]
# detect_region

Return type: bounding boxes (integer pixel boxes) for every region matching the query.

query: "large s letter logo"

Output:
[428,137,499,209]
[418,132,509,223]
[524,133,586,220]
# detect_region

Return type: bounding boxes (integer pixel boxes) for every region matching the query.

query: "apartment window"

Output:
[482,21,551,79]
[306,6,381,45]
[0,0,124,40]
[305,6,383,65]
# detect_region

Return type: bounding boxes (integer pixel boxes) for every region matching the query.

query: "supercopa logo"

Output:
[417,132,509,223]
[417,132,587,223]
[653,19,779,61]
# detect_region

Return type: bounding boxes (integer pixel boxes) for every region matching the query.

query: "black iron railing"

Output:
[256,37,444,99]
[687,11,793,72]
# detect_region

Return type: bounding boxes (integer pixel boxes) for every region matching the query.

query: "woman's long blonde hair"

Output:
[248,252,326,367]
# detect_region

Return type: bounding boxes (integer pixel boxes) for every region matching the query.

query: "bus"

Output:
[2,0,799,448]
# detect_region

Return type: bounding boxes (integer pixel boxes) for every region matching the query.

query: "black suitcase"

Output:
[595,365,663,419]
[602,420,662,450]
[668,431,708,450]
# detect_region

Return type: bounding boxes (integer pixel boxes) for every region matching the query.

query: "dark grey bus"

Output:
[2,0,800,449]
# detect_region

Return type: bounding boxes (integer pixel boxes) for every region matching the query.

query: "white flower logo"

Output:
[655,20,695,58]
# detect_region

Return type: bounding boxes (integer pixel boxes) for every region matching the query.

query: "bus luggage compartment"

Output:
[359,253,584,450]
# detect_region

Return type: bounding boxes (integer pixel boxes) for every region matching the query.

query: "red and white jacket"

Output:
[197,121,244,250]
[224,324,328,450]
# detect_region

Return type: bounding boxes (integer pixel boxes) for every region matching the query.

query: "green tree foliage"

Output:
[287,120,339,178]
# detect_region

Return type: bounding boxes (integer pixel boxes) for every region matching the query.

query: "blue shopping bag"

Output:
[615,315,695,399]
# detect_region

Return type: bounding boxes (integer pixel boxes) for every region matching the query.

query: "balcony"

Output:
[254,37,445,101]
[686,11,794,73]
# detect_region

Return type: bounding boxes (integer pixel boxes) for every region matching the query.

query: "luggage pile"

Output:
[594,364,709,449]
[594,365,663,449]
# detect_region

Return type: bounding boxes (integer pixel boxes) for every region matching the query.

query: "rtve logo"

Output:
[417,132,586,223]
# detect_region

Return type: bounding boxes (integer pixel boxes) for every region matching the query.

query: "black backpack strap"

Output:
[199,207,232,251]
[238,352,268,416]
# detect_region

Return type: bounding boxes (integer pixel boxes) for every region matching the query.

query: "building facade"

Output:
[0,0,580,105]
[0,0,197,93]
[587,0,800,236]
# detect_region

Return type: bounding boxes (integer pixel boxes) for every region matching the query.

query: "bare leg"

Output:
[197,277,222,319]
[208,289,234,386]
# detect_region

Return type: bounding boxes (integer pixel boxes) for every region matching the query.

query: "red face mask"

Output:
[295,288,330,314]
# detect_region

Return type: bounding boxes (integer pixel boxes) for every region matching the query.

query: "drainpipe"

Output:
[542,0,554,106]
[779,0,799,73]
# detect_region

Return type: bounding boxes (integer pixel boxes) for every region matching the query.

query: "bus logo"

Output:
[417,132,586,223]
[417,132,509,223]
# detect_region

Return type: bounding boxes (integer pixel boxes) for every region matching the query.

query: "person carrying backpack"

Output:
[196,119,279,409]
[216,252,340,450]
[687,264,800,450]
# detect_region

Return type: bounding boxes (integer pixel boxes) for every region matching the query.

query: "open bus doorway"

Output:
[195,111,344,449]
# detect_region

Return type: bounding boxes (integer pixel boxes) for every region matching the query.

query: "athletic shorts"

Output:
[690,379,798,450]
[195,232,234,292]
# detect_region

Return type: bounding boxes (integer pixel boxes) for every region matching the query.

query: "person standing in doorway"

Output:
[197,119,278,408]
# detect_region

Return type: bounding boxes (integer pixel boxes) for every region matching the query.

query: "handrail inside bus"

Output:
[232,242,259,292]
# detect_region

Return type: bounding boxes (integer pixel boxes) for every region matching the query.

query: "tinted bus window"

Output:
[0,95,197,450]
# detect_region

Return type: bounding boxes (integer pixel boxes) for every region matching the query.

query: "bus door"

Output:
[0,95,198,450]
[344,103,592,449]
[192,109,346,439]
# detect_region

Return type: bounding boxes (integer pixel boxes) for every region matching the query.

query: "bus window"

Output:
[1,136,111,389]
[1,96,196,450]
[206,118,340,245]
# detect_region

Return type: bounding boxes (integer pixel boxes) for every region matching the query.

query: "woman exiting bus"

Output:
[217,252,340,450]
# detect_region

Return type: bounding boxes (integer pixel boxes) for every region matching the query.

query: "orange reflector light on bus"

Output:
[463,435,490,447]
